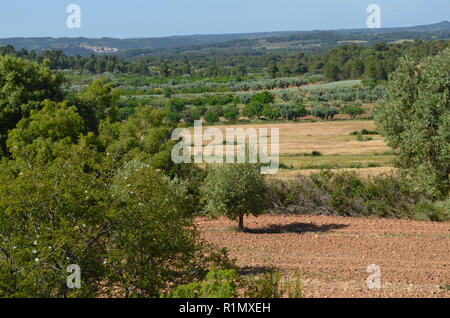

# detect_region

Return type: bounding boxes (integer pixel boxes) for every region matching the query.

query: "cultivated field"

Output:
[194,120,394,178]
[198,215,450,298]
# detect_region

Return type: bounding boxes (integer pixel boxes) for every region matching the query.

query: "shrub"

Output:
[245,269,302,298]
[204,109,220,124]
[223,105,239,121]
[167,269,239,298]
[267,170,423,218]
[411,199,450,222]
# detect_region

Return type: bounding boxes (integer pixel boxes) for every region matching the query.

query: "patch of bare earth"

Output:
[197,215,450,298]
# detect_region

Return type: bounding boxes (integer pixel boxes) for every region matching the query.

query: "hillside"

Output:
[0,21,448,57]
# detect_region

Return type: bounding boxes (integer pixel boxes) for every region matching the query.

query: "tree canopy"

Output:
[375,48,450,198]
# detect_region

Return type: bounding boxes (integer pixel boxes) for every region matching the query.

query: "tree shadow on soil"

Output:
[244,222,348,234]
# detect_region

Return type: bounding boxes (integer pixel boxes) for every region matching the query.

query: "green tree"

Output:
[324,61,340,82]
[75,77,119,132]
[223,105,239,122]
[243,91,274,119]
[204,109,220,124]
[201,163,268,231]
[0,56,63,156]
[266,61,279,78]
[340,105,365,119]
[374,48,450,198]
[7,100,84,164]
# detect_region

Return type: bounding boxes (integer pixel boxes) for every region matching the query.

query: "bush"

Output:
[167,269,239,298]
[167,268,303,298]
[411,199,450,222]
[223,105,239,121]
[204,109,220,124]
[267,170,424,218]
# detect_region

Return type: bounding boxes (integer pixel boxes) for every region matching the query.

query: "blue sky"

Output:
[0,0,448,38]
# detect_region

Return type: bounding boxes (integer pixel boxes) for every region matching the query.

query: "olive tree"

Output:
[374,48,450,198]
[201,163,268,231]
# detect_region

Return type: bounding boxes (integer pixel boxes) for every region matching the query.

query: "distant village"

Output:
[80,44,119,53]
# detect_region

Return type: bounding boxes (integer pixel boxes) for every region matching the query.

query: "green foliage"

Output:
[0,55,63,156]
[168,268,303,298]
[267,170,424,218]
[75,77,119,132]
[223,105,239,121]
[410,199,450,222]
[201,163,269,231]
[167,269,239,298]
[276,103,307,120]
[204,109,220,124]
[0,145,228,297]
[243,91,274,119]
[7,100,84,164]
[311,105,338,120]
[340,105,365,119]
[324,61,340,81]
[375,48,450,198]
[245,269,302,298]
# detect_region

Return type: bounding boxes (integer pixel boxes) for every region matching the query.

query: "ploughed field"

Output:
[197,215,450,298]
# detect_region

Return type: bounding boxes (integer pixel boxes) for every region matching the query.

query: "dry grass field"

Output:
[189,120,394,178]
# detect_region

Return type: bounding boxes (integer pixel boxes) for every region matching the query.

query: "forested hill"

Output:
[0,21,449,56]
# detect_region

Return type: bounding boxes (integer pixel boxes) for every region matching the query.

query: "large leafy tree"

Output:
[7,100,85,165]
[0,56,64,156]
[375,48,450,198]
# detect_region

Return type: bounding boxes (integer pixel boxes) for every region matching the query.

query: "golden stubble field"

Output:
[189,120,394,178]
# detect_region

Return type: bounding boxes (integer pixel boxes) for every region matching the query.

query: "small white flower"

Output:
[33,240,37,245]
[35,258,39,262]
[85,190,88,194]
[82,224,86,228]
[127,184,131,187]
[164,198,169,202]
[32,249,37,254]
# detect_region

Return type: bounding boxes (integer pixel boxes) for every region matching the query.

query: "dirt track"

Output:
[197,215,450,298]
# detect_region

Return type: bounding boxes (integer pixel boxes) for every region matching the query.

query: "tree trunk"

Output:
[238,214,244,232]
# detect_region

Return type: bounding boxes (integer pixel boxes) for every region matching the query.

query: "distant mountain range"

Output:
[0,21,449,57]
